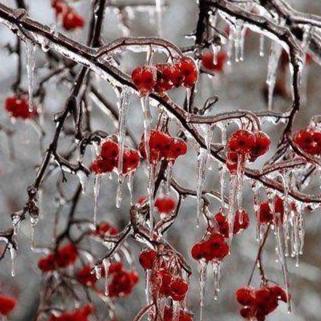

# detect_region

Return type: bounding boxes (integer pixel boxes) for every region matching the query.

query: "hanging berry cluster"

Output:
[235,285,288,321]
[131,57,198,96]
[226,129,271,173]
[90,138,140,175]
[293,128,321,155]
[4,95,37,119]
[201,50,227,73]
[51,0,85,31]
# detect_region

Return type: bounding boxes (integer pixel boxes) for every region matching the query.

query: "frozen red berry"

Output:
[250,131,271,161]
[139,249,157,270]
[293,129,321,155]
[100,139,119,160]
[233,210,250,234]
[122,149,140,174]
[62,10,85,31]
[55,243,78,268]
[154,64,175,93]
[5,95,37,119]
[176,57,198,88]
[169,277,189,301]
[228,130,255,155]
[76,265,97,287]
[0,294,16,316]
[154,196,176,214]
[131,66,157,96]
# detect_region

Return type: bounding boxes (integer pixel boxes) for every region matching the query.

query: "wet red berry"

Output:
[62,10,85,31]
[228,130,255,155]
[154,196,176,214]
[169,277,189,301]
[131,66,157,96]
[293,129,321,155]
[177,57,198,88]
[5,95,37,119]
[122,149,140,174]
[154,64,175,93]
[235,287,255,306]
[233,209,250,234]
[100,139,119,160]
[139,249,157,270]
[76,265,97,287]
[55,243,78,268]
[250,131,271,161]
[0,295,16,316]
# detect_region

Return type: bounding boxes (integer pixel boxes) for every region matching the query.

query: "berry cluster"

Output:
[191,232,229,262]
[139,249,189,302]
[256,196,288,225]
[48,305,93,321]
[5,95,37,119]
[0,294,16,316]
[201,50,227,73]
[210,210,250,238]
[235,285,287,321]
[293,128,321,155]
[139,130,187,165]
[38,243,78,272]
[51,0,85,31]
[131,57,198,96]
[90,139,140,175]
[226,130,271,173]
[107,262,139,298]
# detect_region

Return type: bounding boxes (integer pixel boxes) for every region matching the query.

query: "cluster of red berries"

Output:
[48,304,93,321]
[76,265,98,287]
[235,284,287,321]
[139,130,187,165]
[201,50,227,73]
[90,139,140,175]
[209,210,250,238]
[51,0,85,31]
[38,243,78,272]
[0,294,16,316]
[191,232,229,262]
[154,196,176,214]
[293,128,321,156]
[139,249,189,302]
[131,57,198,96]
[257,196,288,225]
[226,130,271,173]
[107,262,139,298]
[5,95,37,119]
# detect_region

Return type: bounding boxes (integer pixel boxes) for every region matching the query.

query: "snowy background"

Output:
[0,0,321,320]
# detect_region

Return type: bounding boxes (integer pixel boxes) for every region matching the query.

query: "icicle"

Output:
[103,259,110,296]
[227,26,234,66]
[12,214,21,235]
[26,42,36,112]
[140,96,154,232]
[9,244,16,277]
[30,216,39,250]
[259,34,265,57]
[127,174,134,206]
[234,21,244,62]
[199,260,207,321]
[93,175,101,226]
[116,88,130,209]
[94,264,102,280]
[165,162,173,194]
[172,301,180,321]
[145,269,152,304]
[219,124,227,212]
[212,261,221,301]
[196,148,207,228]
[77,171,88,194]
[266,42,282,111]
[155,0,163,37]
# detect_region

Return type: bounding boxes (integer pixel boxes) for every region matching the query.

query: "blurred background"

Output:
[0,0,321,320]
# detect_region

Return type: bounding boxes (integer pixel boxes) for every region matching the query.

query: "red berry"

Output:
[154,64,175,93]
[212,212,229,238]
[204,233,229,261]
[131,66,157,96]
[38,253,56,272]
[191,242,204,260]
[293,129,321,155]
[167,138,187,160]
[274,195,284,225]
[257,202,273,224]
[122,149,140,174]
[55,243,78,268]
[149,130,172,157]
[176,57,198,88]
[90,157,116,174]
[228,130,255,155]
[158,269,173,296]
[62,10,85,31]
[169,277,189,301]
[5,95,36,119]
[233,210,250,234]
[269,285,288,302]
[76,265,97,287]
[108,262,123,274]
[0,295,16,316]
[201,50,227,73]
[100,139,119,160]
[139,249,157,270]
[235,287,255,306]
[95,221,118,237]
[250,131,271,161]
[154,196,176,214]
